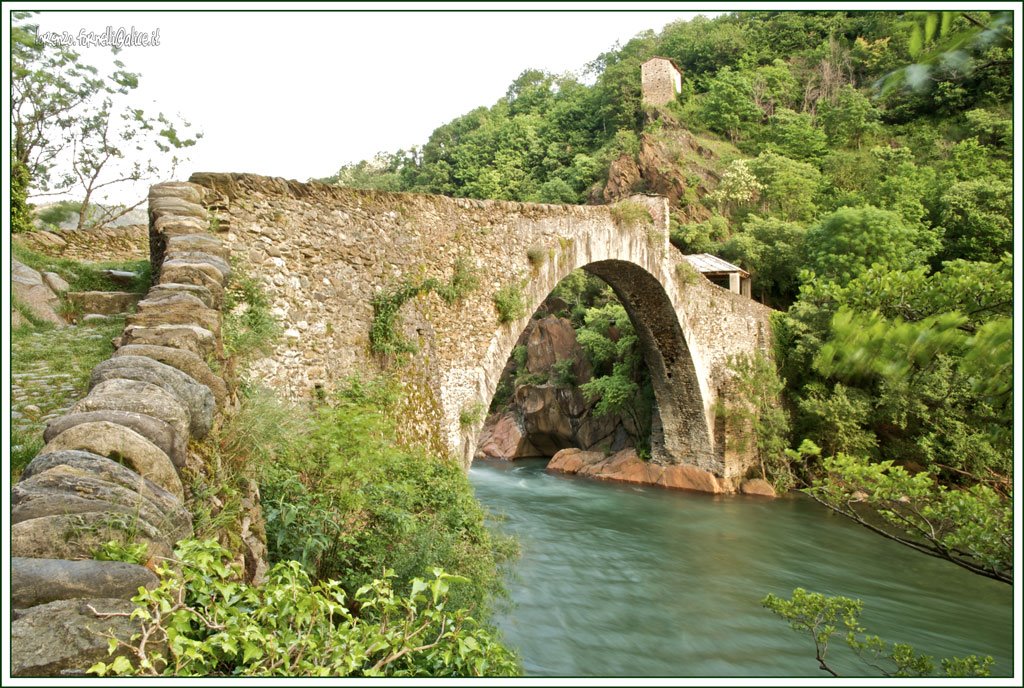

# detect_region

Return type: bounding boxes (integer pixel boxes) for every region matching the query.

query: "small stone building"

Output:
[641,57,683,105]
[684,253,751,298]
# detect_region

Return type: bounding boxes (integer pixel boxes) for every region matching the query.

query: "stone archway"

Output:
[187,173,773,489]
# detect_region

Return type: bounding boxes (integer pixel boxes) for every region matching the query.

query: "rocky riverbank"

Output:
[547,447,777,497]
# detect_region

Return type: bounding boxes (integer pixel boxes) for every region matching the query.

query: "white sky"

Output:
[15,3,727,201]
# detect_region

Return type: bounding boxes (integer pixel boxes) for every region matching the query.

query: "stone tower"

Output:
[641,57,683,106]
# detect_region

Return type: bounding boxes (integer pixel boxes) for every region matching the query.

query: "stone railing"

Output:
[9,182,233,676]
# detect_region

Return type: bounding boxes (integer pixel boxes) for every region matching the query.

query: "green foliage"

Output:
[255,378,516,614]
[549,358,577,387]
[747,152,821,222]
[12,12,199,228]
[88,539,519,677]
[577,303,653,455]
[802,205,937,286]
[94,540,148,565]
[223,269,280,364]
[707,159,762,217]
[818,85,879,148]
[493,283,527,324]
[698,67,760,141]
[10,154,34,233]
[459,402,487,430]
[435,257,480,305]
[12,244,151,294]
[526,245,547,269]
[36,200,83,228]
[759,108,827,162]
[370,281,427,360]
[763,587,992,677]
[807,454,1012,584]
[609,200,652,230]
[722,353,793,492]
[669,214,729,254]
[371,261,481,362]
[721,215,805,306]
[937,176,1012,263]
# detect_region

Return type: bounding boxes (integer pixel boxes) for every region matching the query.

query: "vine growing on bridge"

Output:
[369,258,480,364]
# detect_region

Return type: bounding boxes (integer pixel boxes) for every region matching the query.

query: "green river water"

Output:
[469,458,1015,678]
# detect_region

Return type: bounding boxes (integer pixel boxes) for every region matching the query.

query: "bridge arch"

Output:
[187,173,773,491]
[464,258,715,473]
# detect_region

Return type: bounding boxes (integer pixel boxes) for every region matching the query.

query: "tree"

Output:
[698,67,760,141]
[748,151,821,222]
[759,108,827,162]
[11,12,199,229]
[802,205,938,285]
[58,98,199,229]
[577,303,653,455]
[937,176,1012,263]
[11,11,106,186]
[720,214,806,305]
[763,587,994,677]
[817,84,879,148]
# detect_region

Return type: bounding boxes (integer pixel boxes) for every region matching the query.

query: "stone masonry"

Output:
[641,56,683,106]
[9,182,235,676]
[188,173,773,485]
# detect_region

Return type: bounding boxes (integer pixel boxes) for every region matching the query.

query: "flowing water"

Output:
[470,458,1015,678]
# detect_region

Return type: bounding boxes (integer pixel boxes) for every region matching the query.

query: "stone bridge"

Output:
[189,173,773,486]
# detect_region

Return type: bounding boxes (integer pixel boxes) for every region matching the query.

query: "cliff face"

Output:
[475,315,634,461]
[601,109,735,226]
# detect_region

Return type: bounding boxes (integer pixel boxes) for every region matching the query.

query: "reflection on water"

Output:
[470,458,1014,677]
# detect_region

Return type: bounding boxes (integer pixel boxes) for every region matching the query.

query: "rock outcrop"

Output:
[547,447,724,494]
[475,315,632,461]
[12,258,66,327]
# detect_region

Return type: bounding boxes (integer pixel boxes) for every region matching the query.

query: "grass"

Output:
[526,245,547,270]
[9,316,126,480]
[610,200,653,230]
[12,243,151,294]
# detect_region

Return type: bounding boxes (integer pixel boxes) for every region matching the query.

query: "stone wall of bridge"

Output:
[189,173,773,483]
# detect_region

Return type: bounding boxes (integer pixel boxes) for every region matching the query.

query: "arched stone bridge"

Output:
[188,173,773,487]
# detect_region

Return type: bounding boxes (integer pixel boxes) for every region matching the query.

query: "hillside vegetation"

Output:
[323,10,1013,585]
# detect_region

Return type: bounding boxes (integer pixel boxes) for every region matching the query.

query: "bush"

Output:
[255,378,516,615]
[89,539,519,677]
[37,200,83,228]
[526,245,547,269]
[493,283,527,324]
[223,269,280,363]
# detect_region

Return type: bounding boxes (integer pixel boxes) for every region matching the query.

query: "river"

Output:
[469,458,1014,678]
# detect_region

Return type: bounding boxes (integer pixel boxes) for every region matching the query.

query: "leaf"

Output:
[909,23,924,58]
[924,13,939,43]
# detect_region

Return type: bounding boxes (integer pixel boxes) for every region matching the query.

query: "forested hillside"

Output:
[323,10,1013,584]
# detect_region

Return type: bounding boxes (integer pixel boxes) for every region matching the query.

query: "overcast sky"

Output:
[20,4,724,202]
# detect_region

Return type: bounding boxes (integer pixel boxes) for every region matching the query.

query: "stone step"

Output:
[66,291,142,315]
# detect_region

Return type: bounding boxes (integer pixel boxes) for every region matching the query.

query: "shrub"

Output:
[255,377,516,614]
[223,269,280,363]
[459,402,487,429]
[435,257,480,305]
[88,539,519,677]
[37,200,83,228]
[493,283,527,324]
[93,540,148,565]
[369,281,423,360]
[550,357,576,387]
